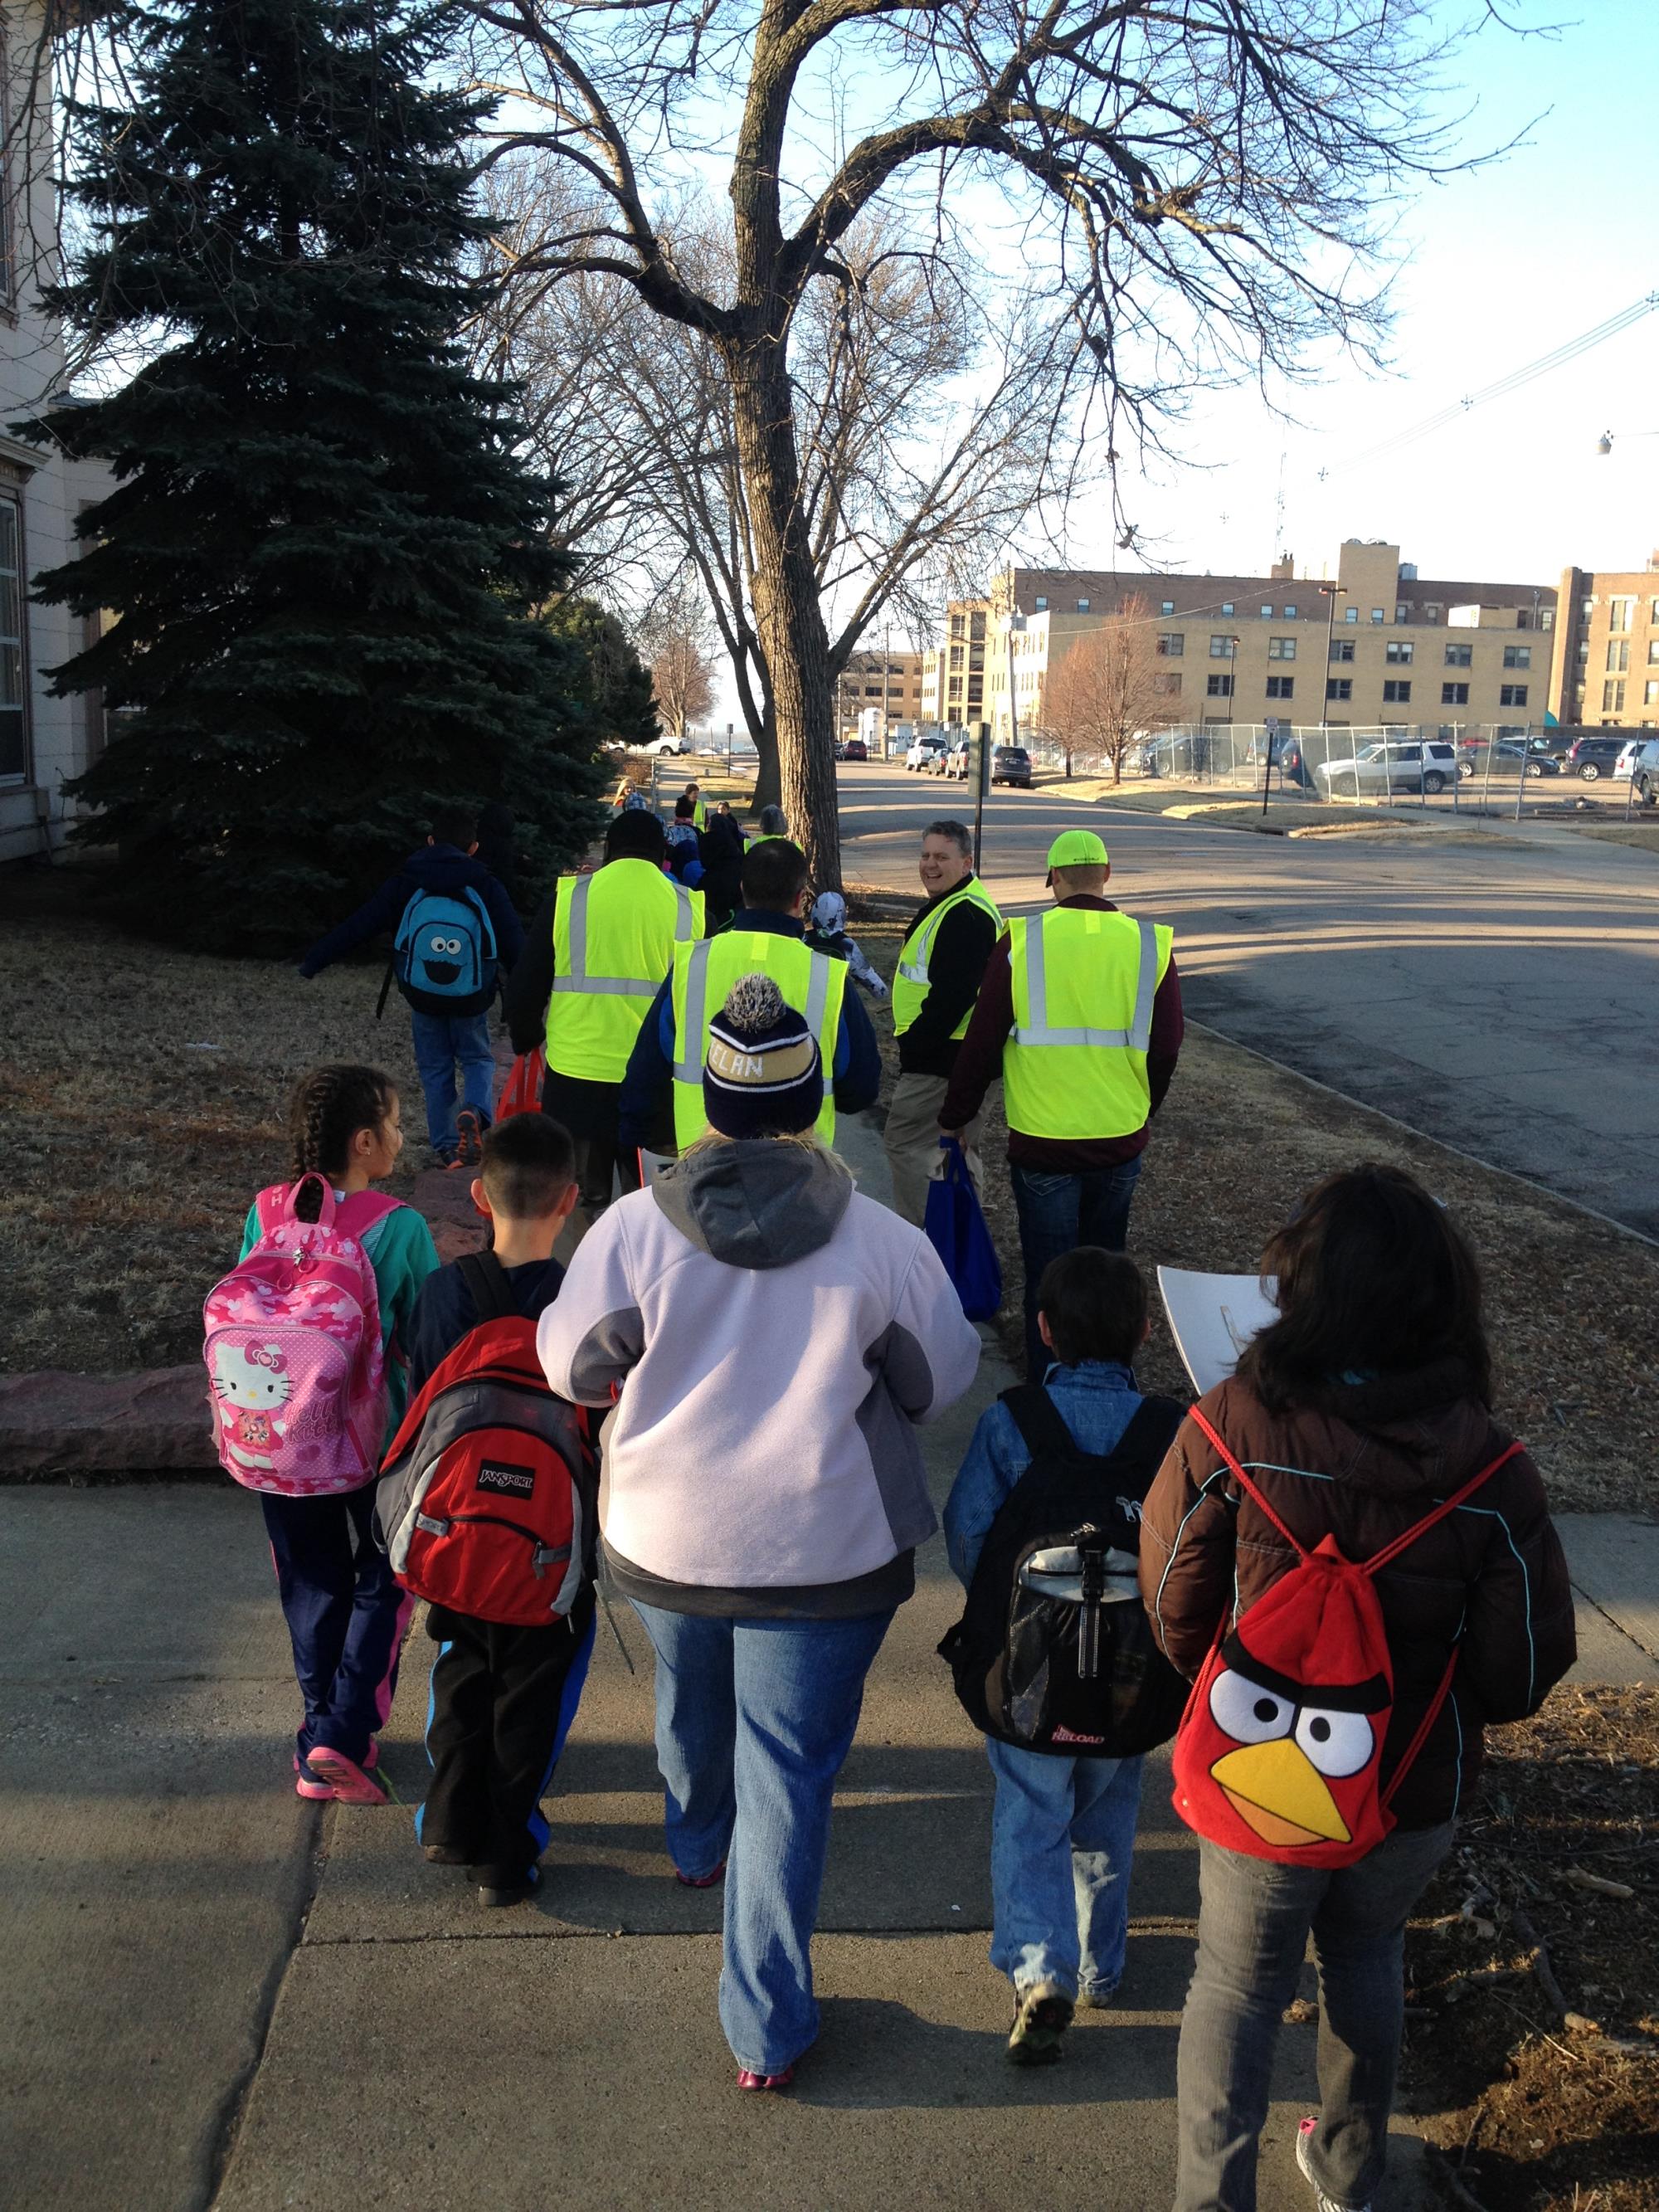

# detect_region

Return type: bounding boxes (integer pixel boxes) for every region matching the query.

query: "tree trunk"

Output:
[725,336,839,884]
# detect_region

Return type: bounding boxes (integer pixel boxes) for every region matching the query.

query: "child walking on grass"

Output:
[223,1064,439,1805]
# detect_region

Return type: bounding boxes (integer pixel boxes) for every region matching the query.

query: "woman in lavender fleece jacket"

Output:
[538,974,980,2093]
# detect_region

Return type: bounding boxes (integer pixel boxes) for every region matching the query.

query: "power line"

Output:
[1317,290,1659,480]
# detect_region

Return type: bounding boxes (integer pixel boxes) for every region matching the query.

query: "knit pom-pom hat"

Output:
[703,972,824,1138]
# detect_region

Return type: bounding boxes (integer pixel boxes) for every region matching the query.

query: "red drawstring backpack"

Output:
[495,1045,547,1125]
[1170,1406,1521,1869]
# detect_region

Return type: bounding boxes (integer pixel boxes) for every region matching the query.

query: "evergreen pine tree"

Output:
[30,0,605,947]
[539,597,660,750]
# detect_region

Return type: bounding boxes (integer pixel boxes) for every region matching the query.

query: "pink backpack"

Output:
[204,1177,401,1497]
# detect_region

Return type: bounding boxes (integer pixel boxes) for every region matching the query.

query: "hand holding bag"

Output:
[923,1138,1002,1321]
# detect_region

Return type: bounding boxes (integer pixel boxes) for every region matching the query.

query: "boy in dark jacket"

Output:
[299,806,525,1167]
[404,1113,593,1909]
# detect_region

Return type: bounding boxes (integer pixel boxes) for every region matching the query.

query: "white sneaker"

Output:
[1296,2117,1371,2212]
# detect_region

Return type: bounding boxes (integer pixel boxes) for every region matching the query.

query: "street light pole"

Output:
[1317,582,1347,735]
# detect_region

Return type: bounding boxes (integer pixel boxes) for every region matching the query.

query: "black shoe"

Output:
[422,1843,474,1866]
[479,1864,541,1909]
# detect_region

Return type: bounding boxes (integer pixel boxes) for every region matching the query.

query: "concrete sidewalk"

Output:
[6,1117,1643,2210]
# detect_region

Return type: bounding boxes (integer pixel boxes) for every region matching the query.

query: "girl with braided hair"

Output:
[233,1064,439,1804]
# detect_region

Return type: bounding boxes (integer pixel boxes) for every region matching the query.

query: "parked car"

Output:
[905,733,949,772]
[937,738,969,778]
[842,737,868,762]
[1456,738,1561,782]
[1622,737,1659,804]
[992,744,1033,787]
[1316,740,1462,797]
[1564,734,1632,782]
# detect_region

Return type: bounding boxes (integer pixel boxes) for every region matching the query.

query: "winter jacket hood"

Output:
[1138,1367,1575,1830]
[652,1138,854,1269]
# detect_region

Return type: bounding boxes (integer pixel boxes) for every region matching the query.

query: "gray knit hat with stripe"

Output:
[703,973,823,1137]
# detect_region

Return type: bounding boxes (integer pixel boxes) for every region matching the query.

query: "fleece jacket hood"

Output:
[651,1138,854,1269]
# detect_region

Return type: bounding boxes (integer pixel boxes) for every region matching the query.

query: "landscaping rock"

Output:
[0,1364,216,1476]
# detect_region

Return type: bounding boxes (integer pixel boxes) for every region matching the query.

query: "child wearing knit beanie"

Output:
[703,974,825,1139]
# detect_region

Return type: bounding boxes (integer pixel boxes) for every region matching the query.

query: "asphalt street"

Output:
[837,763,1659,1237]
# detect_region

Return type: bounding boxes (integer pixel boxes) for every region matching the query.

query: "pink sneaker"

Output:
[736,2067,795,2093]
[304,1745,390,1805]
[294,1760,335,1800]
[675,1859,727,1889]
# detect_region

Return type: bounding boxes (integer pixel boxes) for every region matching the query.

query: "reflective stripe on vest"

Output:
[669,932,844,1147]
[1002,908,1173,1141]
[891,875,1003,1040]
[545,864,703,1084]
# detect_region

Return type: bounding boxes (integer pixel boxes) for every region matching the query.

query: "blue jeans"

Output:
[1175,1824,1455,2212]
[409,1008,494,1155]
[630,1601,895,2075]
[985,1738,1143,2000]
[1010,1154,1144,1380]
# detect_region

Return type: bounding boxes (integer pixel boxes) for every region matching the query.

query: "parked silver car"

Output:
[1316,740,1461,797]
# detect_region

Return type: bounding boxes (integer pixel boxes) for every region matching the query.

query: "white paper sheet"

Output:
[1156,1268,1279,1397]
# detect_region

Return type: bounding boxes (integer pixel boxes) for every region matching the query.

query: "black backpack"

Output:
[937,1386,1188,1758]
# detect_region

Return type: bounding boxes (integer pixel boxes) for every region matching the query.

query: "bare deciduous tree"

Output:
[1037,599,1177,784]
[642,575,718,740]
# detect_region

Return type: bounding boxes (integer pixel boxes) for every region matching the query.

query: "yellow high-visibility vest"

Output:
[891,875,1004,1040]
[1002,907,1174,1140]
[546,862,703,1084]
[669,929,845,1147]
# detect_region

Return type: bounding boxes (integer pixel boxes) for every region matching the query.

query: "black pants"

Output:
[420,1589,597,1886]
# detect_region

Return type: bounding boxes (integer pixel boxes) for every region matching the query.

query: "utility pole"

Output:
[882,622,891,759]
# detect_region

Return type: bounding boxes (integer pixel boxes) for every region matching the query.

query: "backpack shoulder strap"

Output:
[458,1250,518,1323]
[999,1381,1081,1465]
[336,1191,402,1240]
[1113,1394,1185,1466]
[1186,1403,1311,1563]
[1361,1442,1526,1578]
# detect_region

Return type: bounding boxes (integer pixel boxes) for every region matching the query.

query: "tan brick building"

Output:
[927,543,1555,743]
[835,647,924,737]
[1545,558,1659,728]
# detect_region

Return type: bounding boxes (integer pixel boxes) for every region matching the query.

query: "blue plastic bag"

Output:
[923,1139,1002,1322]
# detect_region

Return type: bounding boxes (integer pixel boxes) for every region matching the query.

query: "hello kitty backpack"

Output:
[203,1177,401,1497]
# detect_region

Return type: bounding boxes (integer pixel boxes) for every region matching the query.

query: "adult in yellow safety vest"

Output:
[940,829,1183,1381]
[681,782,708,830]
[883,817,1002,1226]
[616,835,883,1155]
[506,808,703,1231]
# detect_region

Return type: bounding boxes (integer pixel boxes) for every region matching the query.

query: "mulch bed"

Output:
[1400,1688,1659,2212]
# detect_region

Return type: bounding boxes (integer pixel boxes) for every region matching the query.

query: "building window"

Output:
[1445,641,1472,667]
[1283,604,1297,618]
[1209,635,1235,659]
[1608,639,1629,672]
[1383,680,1412,704]
[949,614,965,641]
[1370,607,1385,624]
[1259,603,1273,619]
[1330,639,1355,663]
[1155,672,1182,697]
[1076,597,1090,612]
[1442,682,1470,705]
[948,646,963,670]
[1160,600,1175,616]
[1156,632,1184,658]
[0,500,22,782]
[1395,603,1409,623]
[1343,606,1359,623]
[1266,675,1294,699]
[1220,602,1234,616]
[1500,683,1528,707]
[1031,597,1047,612]
[1385,641,1413,664]
[1603,680,1626,712]
[1609,597,1633,632]
[1267,636,1297,660]
[1206,673,1233,698]
[1645,681,1659,707]
[1503,644,1531,669]
[1326,678,1352,702]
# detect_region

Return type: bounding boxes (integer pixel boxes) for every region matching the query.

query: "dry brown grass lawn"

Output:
[849,889,1657,1516]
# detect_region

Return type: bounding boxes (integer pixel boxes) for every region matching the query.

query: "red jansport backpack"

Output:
[377,1254,597,1626]
[1170,1405,1522,1869]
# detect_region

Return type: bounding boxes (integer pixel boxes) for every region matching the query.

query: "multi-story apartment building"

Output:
[1545,558,1659,728]
[921,600,990,729]
[0,5,114,862]
[933,542,1554,744]
[835,647,925,737]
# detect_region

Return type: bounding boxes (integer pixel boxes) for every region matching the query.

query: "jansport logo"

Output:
[475,1460,537,1499]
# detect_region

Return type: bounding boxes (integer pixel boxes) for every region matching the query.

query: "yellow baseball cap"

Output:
[1045,829,1109,882]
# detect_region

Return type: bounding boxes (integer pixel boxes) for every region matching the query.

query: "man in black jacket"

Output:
[883,820,1002,1224]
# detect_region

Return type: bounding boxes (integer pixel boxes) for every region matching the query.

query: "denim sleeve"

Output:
[943,1403,1030,1588]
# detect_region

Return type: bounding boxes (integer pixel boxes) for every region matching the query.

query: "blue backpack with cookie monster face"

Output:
[393,886,497,1006]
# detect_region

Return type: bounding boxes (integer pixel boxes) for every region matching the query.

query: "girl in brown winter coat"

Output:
[1138,1164,1574,2212]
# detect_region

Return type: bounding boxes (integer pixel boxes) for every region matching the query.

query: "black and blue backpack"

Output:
[392,885,499,1014]
[938,1385,1188,1758]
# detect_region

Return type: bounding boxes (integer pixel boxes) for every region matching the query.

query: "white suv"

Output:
[905,733,949,772]
[1623,737,1659,806]
[1316,740,1461,797]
